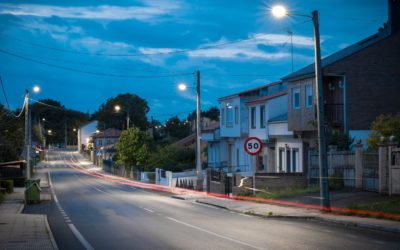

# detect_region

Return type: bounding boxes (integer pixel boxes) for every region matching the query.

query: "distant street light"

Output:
[178,71,202,190]
[73,128,77,132]
[48,129,52,134]
[178,83,187,91]
[42,118,46,121]
[114,105,130,129]
[32,85,40,93]
[272,4,330,209]
[96,129,100,133]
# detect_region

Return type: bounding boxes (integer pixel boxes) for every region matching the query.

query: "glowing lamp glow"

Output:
[271,5,287,18]
[178,83,187,91]
[32,85,41,93]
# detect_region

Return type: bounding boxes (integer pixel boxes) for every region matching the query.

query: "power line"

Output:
[2,19,312,58]
[0,49,194,79]
[0,76,11,109]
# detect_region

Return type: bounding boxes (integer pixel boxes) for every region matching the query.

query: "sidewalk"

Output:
[0,175,58,249]
[174,194,400,234]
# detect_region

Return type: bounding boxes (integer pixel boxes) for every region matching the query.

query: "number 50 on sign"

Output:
[244,137,263,155]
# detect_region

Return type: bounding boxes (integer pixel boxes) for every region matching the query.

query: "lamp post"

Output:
[272,5,330,209]
[24,85,40,179]
[178,70,202,190]
[114,105,130,129]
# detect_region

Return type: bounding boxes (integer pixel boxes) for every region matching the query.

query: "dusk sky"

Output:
[0,0,388,122]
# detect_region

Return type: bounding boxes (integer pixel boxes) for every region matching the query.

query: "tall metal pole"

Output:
[196,70,202,190]
[312,10,330,209]
[64,121,67,148]
[24,90,30,179]
[126,112,130,129]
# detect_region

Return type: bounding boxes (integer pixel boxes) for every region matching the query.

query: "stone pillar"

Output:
[354,142,363,189]
[388,137,398,196]
[378,142,388,193]
[206,168,211,193]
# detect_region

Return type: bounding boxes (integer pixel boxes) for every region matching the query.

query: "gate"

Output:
[389,148,400,195]
[225,175,232,195]
[363,152,379,191]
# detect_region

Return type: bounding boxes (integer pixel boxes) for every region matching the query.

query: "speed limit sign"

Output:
[244,137,263,155]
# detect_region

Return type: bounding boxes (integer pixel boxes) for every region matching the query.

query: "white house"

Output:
[77,120,98,152]
[203,81,303,176]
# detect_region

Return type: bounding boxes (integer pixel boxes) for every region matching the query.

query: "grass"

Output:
[348,199,400,215]
[239,186,320,200]
[254,186,320,200]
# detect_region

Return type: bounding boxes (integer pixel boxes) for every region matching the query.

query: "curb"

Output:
[16,201,25,214]
[44,215,59,250]
[195,199,400,234]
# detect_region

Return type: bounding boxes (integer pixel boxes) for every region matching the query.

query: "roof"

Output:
[246,91,287,105]
[268,113,288,123]
[282,29,391,81]
[174,133,196,147]
[92,128,121,139]
[202,123,220,133]
[218,81,282,101]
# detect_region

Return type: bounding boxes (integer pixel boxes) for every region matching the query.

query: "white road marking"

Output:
[49,168,94,250]
[165,217,266,250]
[68,224,95,250]
[143,208,155,213]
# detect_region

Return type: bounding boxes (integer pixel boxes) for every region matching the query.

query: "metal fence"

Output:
[207,162,251,174]
[309,151,355,189]
[363,152,379,192]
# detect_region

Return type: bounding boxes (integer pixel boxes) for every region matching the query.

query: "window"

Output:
[98,139,103,146]
[234,106,239,124]
[221,108,225,125]
[292,148,299,172]
[250,107,256,129]
[306,85,313,108]
[106,139,111,145]
[286,148,291,173]
[278,148,285,172]
[260,105,265,128]
[227,107,233,127]
[292,88,300,109]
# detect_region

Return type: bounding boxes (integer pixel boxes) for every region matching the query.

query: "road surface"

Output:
[27,150,400,250]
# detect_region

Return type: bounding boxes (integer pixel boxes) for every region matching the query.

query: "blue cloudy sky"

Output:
[0,0,388,121]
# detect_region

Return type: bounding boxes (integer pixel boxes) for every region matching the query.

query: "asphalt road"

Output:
[27,150,400,250]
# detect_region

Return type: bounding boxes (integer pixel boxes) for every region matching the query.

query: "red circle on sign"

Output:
[244,137,263,155]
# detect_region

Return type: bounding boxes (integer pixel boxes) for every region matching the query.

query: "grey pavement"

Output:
[69,150,400,234]
[40,149,400,249]
[0,186,58,250]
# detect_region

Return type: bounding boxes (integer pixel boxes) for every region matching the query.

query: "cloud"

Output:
[0,3,181,21]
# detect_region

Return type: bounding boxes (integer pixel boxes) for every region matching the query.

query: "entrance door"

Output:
[228,144,232,169]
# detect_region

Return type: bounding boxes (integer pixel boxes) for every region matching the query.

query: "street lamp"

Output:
[178,70,202,190]
[272,5,330,209]
[32,85,40,93]
[114,105,130,129]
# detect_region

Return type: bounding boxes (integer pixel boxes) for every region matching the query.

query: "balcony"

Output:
[325,103,344,128]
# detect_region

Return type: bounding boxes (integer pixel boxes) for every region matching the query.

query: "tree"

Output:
[186,106,220,123]
[116,128,153,171]
[0,105,24,162]
[367,114,400,149]
[148,144,195,172]
[30,99,89,145]
[94,93,149,130]
[164,116,191,141]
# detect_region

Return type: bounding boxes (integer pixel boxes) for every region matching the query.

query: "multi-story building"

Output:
[282,0,400,148]
[203,81,303,176]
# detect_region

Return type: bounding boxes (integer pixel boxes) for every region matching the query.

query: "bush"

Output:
[0,180,14,193]
[367,114,400,149]
[12,177,26,187]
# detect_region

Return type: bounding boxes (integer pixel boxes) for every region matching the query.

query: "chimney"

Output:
[389,0,400,33]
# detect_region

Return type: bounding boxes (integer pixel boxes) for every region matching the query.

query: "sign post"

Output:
[244,137,263,194]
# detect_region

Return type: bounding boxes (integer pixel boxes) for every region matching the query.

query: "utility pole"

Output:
[288,30,294,72]
[196,70,202,190]
[126,112,130,129]
[24,90,30,179]
[312,10,330,209]
[64,121,67,148]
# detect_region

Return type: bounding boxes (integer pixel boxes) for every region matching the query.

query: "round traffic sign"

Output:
[244,137,263,155]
